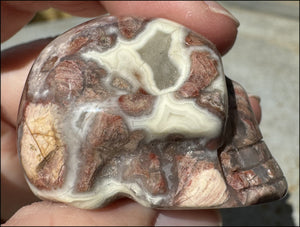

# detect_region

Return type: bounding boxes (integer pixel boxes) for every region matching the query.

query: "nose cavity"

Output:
[137,31,180,91]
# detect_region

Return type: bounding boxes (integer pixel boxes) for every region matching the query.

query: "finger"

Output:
[3,199,221,226]
[101,1,239,55]
[2,1,239,55]
[249,95,262,124]
[1,39,53,220]
[1,119,41,221]
[155,209,222,226]
[1,38,54,127]
[1,1,106,42]
[3,199,158,226]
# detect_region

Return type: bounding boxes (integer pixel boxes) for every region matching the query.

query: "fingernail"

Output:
[154,210,222,226]
[204,1,240,27]
[249,94,261,104]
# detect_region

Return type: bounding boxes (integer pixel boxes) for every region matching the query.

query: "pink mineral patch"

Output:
[17,15,287,210]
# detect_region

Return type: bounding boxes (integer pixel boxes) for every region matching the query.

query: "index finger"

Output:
[102,1,239,55]
[2,1,239,55]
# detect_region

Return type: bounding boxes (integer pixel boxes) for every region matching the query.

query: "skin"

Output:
[1,1,261,226]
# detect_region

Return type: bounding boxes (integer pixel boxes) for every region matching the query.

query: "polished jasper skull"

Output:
[17,16,287,209]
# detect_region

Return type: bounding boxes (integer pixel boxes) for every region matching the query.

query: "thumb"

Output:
[3,199,156,226]
[155,209,222,226]
[3,199,221,226]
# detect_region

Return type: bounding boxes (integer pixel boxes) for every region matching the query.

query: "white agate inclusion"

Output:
[82,18,226,141]
[131,93,220,140]
[26,18,228,209]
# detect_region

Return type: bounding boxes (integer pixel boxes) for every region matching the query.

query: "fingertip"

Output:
[155,209,222,226]
[101,1,238,55]
[249,95,262,124]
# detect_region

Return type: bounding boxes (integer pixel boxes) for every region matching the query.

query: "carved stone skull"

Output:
[17,16,287,209]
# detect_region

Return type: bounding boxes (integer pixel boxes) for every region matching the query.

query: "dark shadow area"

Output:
[221,193,295,226]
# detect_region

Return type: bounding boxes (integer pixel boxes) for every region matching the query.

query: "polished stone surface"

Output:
[16,16,287,210]
[2,2,298,225]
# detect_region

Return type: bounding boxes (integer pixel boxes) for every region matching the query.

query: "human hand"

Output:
[1,1,261,226]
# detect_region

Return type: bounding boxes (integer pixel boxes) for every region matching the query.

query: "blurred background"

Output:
[1,1,299,226]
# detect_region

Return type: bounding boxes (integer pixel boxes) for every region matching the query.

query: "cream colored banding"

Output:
[82,18,190,95]
[129,93,221,140]
[82,18,226,141]
[25,18,227,208]
[26,167,166,209]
